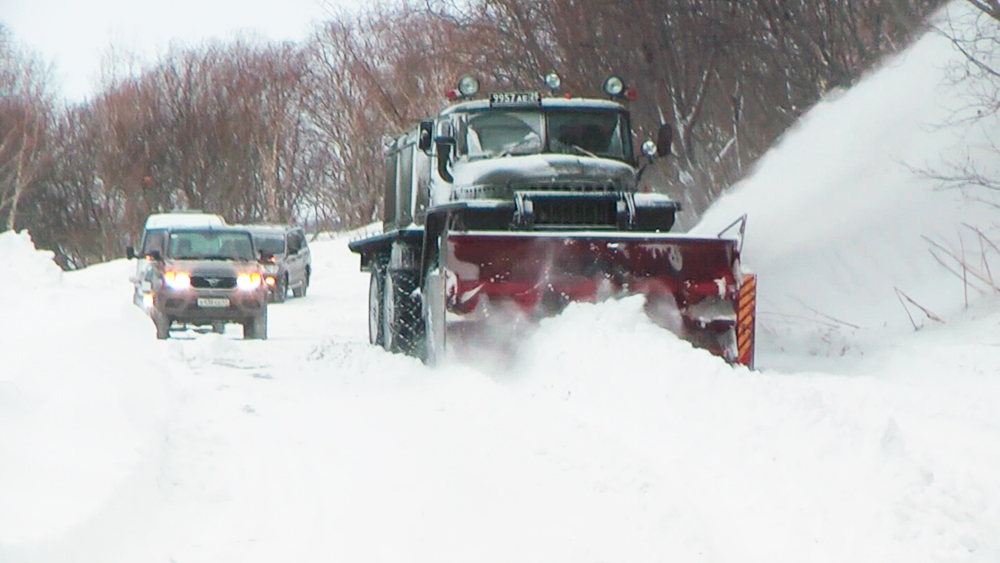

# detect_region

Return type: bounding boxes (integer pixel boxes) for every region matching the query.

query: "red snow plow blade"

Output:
[440,229,757,367]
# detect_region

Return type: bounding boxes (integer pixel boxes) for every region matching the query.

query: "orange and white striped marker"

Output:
[736,273,757,369]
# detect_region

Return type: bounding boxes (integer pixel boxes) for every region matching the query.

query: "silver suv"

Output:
[245,225,312,303]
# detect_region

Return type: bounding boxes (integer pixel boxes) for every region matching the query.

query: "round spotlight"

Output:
[457,74,480,97]
[603,75,625,98]
[544,72,561,91]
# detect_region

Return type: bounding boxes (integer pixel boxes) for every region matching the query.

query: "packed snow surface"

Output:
[3,4,1000,562]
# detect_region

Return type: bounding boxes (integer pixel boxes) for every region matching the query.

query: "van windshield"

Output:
[168,231,255,261]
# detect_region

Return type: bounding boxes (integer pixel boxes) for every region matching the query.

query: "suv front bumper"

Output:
[155,287,266,324]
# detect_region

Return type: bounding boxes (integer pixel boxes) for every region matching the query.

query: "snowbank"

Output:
[693,3,1000,365]
[0,231,63,292]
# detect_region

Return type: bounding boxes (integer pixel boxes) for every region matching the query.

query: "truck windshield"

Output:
[168,231,255,260]
[461,108,631,162]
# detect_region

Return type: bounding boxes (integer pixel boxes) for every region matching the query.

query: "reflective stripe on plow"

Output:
[736,273,757,368]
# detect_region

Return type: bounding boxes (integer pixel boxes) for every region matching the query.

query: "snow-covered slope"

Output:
[694,3,1000,370]
[3,4,1000,562]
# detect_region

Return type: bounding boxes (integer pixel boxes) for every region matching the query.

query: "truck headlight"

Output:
[236,272,262,291]
[164,271,191,290]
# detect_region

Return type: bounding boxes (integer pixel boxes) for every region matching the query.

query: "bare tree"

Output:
[0,25,54,231]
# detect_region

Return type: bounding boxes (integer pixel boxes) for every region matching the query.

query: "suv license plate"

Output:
[197,298,230,308]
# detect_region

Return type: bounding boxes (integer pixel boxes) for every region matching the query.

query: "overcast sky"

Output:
[0,0,359,102]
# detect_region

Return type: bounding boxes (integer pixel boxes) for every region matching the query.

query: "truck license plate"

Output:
[197,298,230,308]
[489,91,541,107]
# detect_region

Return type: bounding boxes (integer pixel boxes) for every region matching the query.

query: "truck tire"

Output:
[153,309,170,340]
[368,268,384,346]
[382,269,423,354]
[243,308,268,340]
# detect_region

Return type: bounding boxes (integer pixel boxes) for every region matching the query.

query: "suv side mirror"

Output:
[259,250,274,263]
[126,246,136,260]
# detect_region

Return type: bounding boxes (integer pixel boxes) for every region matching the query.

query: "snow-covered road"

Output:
[2,227,1000,562]
[4,3,1000,560]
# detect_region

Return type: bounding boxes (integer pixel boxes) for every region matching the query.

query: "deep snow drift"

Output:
[694,3,1000,370]
[3,3,1000,562]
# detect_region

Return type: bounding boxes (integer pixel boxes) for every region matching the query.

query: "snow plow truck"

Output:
[349,73,757,367]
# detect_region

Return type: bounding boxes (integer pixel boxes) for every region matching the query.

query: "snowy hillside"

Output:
[694,3,1000,370]
[3,4,1000,562]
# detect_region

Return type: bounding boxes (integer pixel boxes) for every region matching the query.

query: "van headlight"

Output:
[236,272,262,291]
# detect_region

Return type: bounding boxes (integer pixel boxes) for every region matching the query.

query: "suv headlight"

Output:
[236,272,262,291]
[164,271,191,290]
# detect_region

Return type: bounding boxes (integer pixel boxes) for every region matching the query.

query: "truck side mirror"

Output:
[434,121,456,183]
[126,246,136,260]
[147,250,163,262]
[418,121,433,152]
[656,123,673,157]
[434,121,455,145]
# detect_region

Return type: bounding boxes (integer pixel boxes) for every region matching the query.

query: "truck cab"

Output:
[381,78,677,234]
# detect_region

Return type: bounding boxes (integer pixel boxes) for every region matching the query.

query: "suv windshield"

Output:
[255,235,286,256]
[168,231,255,260]
[461,108,631,162]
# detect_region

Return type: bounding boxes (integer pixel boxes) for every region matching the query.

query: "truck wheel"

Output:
[382,269,422,354]
[368,268,384,346]
[153,309,170,340]
[243,308,268,340]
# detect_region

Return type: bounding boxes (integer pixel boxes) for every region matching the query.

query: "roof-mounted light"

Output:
[602,75,638,101]
[544,72,561,91]
[603,75,625,98]
[457,74,480,97]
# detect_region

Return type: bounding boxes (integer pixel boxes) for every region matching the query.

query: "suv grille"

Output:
[191,275,237,289]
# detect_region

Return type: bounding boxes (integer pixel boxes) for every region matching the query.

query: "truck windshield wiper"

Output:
[567,144,599,159]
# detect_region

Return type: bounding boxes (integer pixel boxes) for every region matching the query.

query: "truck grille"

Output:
[451,181,617,201]
[519,181,616,193]
[191,275,237,289]
[533,197,618,226]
